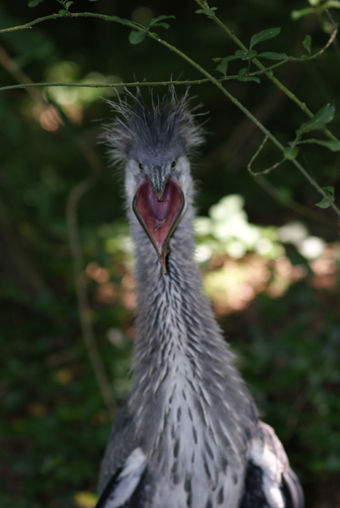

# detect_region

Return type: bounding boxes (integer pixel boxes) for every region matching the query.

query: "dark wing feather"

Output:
[242,421,304,508]
[281,467,304,508]
[98,401,139,495]
[95,448,148,508]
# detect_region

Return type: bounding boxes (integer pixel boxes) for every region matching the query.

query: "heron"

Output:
[95,89,304,508]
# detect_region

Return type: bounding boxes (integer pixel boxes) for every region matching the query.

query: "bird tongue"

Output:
[133,178,184,274]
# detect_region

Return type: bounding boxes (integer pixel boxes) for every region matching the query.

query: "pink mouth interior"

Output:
[134,178,182,254]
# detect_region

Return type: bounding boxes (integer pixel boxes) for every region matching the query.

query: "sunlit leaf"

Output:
[315,186,335,209]
[74,491,98,508]
[257,51,289,60]
[322,0,340,8]
[129,30,146,45]
[250,27,281,49]
[302,35,312,54]
[291,7,314,20]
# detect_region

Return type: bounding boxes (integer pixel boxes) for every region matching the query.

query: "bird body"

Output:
[96,91,304,508]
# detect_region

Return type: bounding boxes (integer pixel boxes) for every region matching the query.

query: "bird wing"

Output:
[98,400,140,494]
[240,420,304,508]
[95,447,147,508]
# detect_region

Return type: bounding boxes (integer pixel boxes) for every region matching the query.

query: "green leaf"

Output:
[224,54,243,62]
[236,69,260,84]
[214,52,252,75]
[283,145,299,159]
[148,15,175,28]
[291,8,314,20]
[257,51,289,60]
[297,101,336,134]
[129,30,146,44]
[235,50,258,60]
[302,35,312,54]
[152,22,170,29]
[195,7,218,16]
[299,139,340,151]
[315,186,335,209]
[250,27,281,50]
[28,0,45,6]
[107,16,132,25]
[237,76,261,83]
[66,1,73,9]
[215,58,229,76]
[320,0,340,9]
[58,9,67,15]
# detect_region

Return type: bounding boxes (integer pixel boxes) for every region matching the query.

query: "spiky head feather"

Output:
[102,88,205,167]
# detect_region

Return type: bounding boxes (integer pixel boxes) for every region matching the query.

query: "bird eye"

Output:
[138,161,144,172]
[171,160,177,170]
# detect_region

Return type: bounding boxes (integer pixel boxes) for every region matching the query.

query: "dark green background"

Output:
[0,1,340,507]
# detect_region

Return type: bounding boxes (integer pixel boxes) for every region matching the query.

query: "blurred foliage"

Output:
[1,0,340,507]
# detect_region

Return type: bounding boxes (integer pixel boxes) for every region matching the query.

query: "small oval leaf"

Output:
[129,30,146,45]
[195,7,218,15]
[28,0,45,6]
[300,139,340,151]
[315,186,335,209]
[257,51,289,60]
[283,145,299,159]
[250,27,281,49]
[302,35,312,54]
[235,50,258,60]
[297,101,336,134]
[148,15,175,27]
[216,58,228,76]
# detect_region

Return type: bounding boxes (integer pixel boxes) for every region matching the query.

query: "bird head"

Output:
[103,89,204,274]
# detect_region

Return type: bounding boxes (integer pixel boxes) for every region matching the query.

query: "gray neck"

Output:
[127,200,257,475]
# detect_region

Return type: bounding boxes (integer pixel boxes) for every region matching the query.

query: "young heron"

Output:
[96,90,304,508]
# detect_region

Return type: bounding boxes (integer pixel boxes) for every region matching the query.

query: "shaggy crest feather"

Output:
[102,88,204,166]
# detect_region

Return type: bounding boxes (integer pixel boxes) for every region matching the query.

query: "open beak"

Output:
[132,178,185,274]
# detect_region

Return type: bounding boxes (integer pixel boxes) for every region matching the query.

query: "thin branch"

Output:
[142,29,340,217]
[194,0,339,142]
[247,135,286,177]
[65,144,116,419]
[0,39,115,416]
[245,24,338,78]
[0,77,226,94]
[255,176,335,225]
[1,8,339,218]
[0,11,136,34]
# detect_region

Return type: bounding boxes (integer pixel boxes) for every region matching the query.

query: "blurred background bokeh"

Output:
[1,1,340,507]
